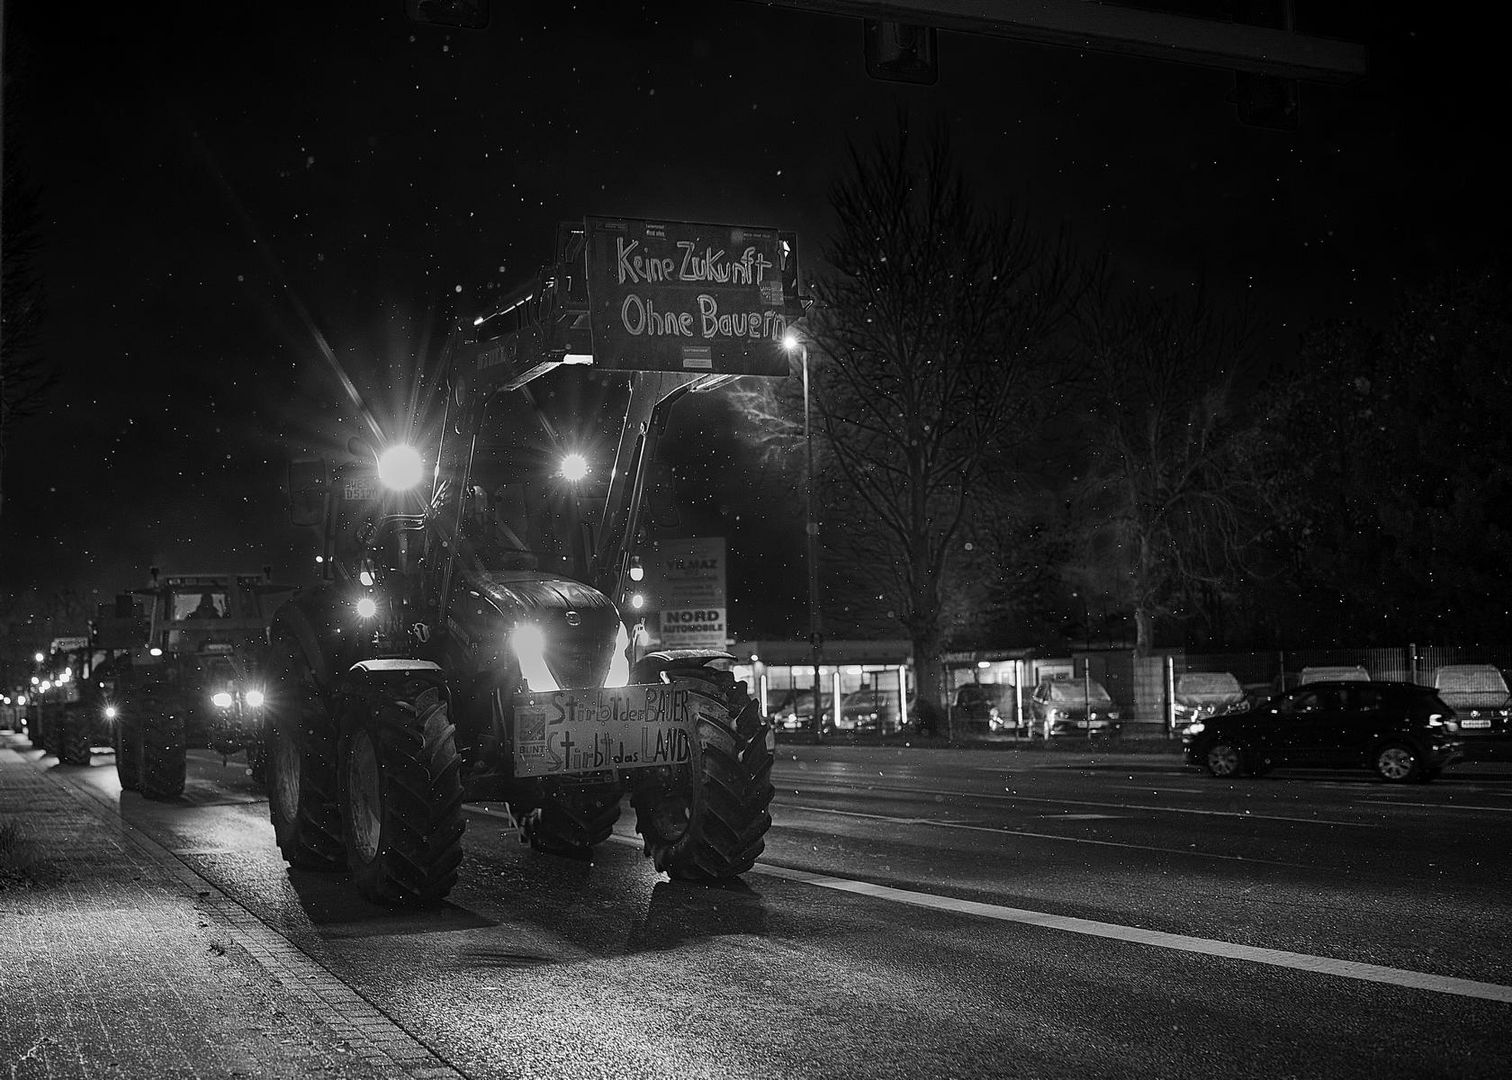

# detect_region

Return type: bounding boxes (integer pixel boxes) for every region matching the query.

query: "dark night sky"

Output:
[1,2,1502,635]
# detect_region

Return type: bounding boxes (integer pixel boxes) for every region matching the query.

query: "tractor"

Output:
[110,571,294,798]
[267,215,795,904]
[40,596,149,766]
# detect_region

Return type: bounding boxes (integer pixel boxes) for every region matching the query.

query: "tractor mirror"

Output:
[288,458,330,528]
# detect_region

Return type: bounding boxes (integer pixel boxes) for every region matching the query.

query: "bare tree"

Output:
[1070,273,1264,655]
[737,121,1078,727]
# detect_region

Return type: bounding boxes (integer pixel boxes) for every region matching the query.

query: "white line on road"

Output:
[776,804,1316,867]
[598,829,1512,1003]
[782,780,1383,827]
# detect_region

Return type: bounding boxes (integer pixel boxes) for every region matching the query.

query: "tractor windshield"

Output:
[462,375,629,577]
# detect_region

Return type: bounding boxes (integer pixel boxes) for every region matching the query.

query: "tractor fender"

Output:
[631,649,735,684]
[341,659,449,713]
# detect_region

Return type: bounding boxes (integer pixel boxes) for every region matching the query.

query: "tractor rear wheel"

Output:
[630,666,774,881]
[522,778,623,856]
[266,639,345,870]
[115,715,143,792]
[140,711,187,800]
[59,707,93,766]
[338,678,465,906]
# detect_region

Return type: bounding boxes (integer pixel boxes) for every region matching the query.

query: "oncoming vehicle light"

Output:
[211,692,234,709]
[245,689,265,708]
[510,623,560,692]
[377,444,425,490]
[356,597,378,619]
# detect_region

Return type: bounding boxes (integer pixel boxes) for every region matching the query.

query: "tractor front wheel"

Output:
[266,640,345,870]
[140,712,187,800]
[521,778,623,856]
[630,666,774,881]
[338,679,465,906]
[59,707,93,767]
[115,715,143,792]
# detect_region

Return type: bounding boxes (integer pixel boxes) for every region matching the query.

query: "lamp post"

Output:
[786,333,824,736]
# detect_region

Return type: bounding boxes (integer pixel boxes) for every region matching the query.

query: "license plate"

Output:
[512,681,702,778]
[1462,718,1492,729]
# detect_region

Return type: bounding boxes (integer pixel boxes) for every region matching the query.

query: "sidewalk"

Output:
[0,741,460,1080]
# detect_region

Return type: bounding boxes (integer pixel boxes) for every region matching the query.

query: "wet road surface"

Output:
[19,740,1512,1079]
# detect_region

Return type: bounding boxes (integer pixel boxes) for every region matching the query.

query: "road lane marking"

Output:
[780,780,1383,828]
[759,805,1317,868]
[1363,801,1512,813]
[745,862,1512,1005]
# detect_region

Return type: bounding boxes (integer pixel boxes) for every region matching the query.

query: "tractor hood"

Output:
[469,570,621,690]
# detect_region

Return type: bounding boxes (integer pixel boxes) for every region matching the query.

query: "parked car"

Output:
[838,686,901,732]
[1172,672,1249,726]
[769,688,832,732]
[1182,680,1463,783]
[1298,665,1370,685]
[1026,674,1121,737]
[954,683,1013,733]
[1432,665,1511,740]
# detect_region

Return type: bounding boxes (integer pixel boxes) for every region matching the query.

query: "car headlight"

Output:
[211,692,234,709]
[244,689,265,709]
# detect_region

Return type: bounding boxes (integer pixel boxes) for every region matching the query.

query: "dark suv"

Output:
[1182,680,1464,783]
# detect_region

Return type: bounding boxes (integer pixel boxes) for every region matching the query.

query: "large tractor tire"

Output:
[140,711,187,800]
[338,678,465,906]
[58,707,93,767]
[266,638,345,871]
[521,778,623,856]
[114,715,143,792]
[630,666,775,881]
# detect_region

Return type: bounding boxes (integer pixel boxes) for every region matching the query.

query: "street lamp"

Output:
[784,331,824,736]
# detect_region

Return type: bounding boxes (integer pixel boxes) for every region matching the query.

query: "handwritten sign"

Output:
[584,217,789,375]
[512,681,705,778]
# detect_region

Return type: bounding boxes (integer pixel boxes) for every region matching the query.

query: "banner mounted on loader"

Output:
[584,216,792,377]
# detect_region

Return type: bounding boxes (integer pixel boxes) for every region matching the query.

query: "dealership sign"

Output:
[584,217,789,375]
[643,537,727,649]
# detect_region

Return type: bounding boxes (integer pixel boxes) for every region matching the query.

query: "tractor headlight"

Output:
[603,622,631,689]
[245,689,265,709]
[356,596,378,619]
[510,623,560,693]
[212,692,234,709]
[376,444,425,491]
[103,705,119,721]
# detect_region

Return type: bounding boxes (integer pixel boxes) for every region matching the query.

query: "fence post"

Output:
[1164,655,1176,736]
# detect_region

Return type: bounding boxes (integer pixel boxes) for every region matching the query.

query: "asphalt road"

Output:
[28,741,1512,1079]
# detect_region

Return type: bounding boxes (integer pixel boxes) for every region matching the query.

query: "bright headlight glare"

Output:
[212,692,234,709]
[1185,721,1205,736]
[559,452,590,482]
[603,623,631,689]
[511,623,560,692]
[245,690,265,708]
[103,705,119,720]
[356,597,378,619]
[376,444,425,490]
